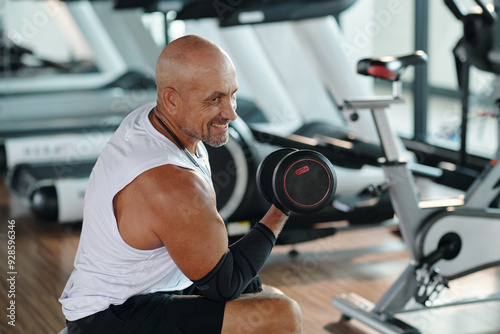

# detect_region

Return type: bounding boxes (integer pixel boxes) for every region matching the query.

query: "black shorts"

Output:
[66,276,262,334]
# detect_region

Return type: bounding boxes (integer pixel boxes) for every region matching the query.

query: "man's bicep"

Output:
[152,167,229,281]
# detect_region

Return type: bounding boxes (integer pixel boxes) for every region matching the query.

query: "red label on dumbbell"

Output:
[295,165,310,176]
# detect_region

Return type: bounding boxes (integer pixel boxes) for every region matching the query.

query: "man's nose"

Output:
[221,99,238,121]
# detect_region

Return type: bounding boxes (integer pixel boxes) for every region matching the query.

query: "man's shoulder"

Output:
[122,101,156,124]
[140,164,205,189]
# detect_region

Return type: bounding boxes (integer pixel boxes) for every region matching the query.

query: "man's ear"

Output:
[161,87,181,115]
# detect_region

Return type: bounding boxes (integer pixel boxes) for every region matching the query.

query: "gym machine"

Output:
[1,1,157,221]
[0,0,452,245]
[172,0,403,239]
[332,1,500,331]
[5,0,476,247]
[3,1,393,232]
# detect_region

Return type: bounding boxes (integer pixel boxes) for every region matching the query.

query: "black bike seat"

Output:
[357,50,427,81]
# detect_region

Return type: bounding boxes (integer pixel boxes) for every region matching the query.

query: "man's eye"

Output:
[213,97,220,102]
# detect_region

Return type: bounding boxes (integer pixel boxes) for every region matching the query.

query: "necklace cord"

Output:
[153,108,200,168]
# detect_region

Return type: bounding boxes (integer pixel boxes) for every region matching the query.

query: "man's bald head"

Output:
[152,35,239,151]
[155,35,234,98]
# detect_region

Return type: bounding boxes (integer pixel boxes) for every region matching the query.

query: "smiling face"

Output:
[176,54,238,148]
[155,36,239,152]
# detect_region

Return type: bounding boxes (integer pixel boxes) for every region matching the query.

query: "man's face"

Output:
[178,59,238,148]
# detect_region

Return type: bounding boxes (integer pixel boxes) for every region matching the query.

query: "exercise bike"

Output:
[331,39,500,334]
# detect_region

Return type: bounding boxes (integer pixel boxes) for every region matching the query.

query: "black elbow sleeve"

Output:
[193,223,276,301]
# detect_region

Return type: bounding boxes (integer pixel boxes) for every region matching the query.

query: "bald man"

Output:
[59,35,302,334]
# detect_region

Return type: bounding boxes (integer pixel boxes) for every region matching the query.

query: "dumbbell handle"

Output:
[272,201,290,217]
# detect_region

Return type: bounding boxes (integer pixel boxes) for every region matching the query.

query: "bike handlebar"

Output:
[444,0,465,21]
[444,0,496,24]
[474,0,496,24]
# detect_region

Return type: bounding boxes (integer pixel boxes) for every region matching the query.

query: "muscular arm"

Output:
[114,164,288,298]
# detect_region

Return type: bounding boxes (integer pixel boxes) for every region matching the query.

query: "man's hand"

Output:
[260,205,289,239]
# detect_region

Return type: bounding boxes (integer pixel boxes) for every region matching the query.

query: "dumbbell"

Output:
[256,148,337,214]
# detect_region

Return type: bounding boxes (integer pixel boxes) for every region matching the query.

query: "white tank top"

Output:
[59,102,213,321]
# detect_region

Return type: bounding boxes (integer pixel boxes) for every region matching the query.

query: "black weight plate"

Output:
[256,148,297,205]
[273,150,337,214]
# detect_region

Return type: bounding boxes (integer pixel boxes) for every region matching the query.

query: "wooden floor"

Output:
[1,180,500,334]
